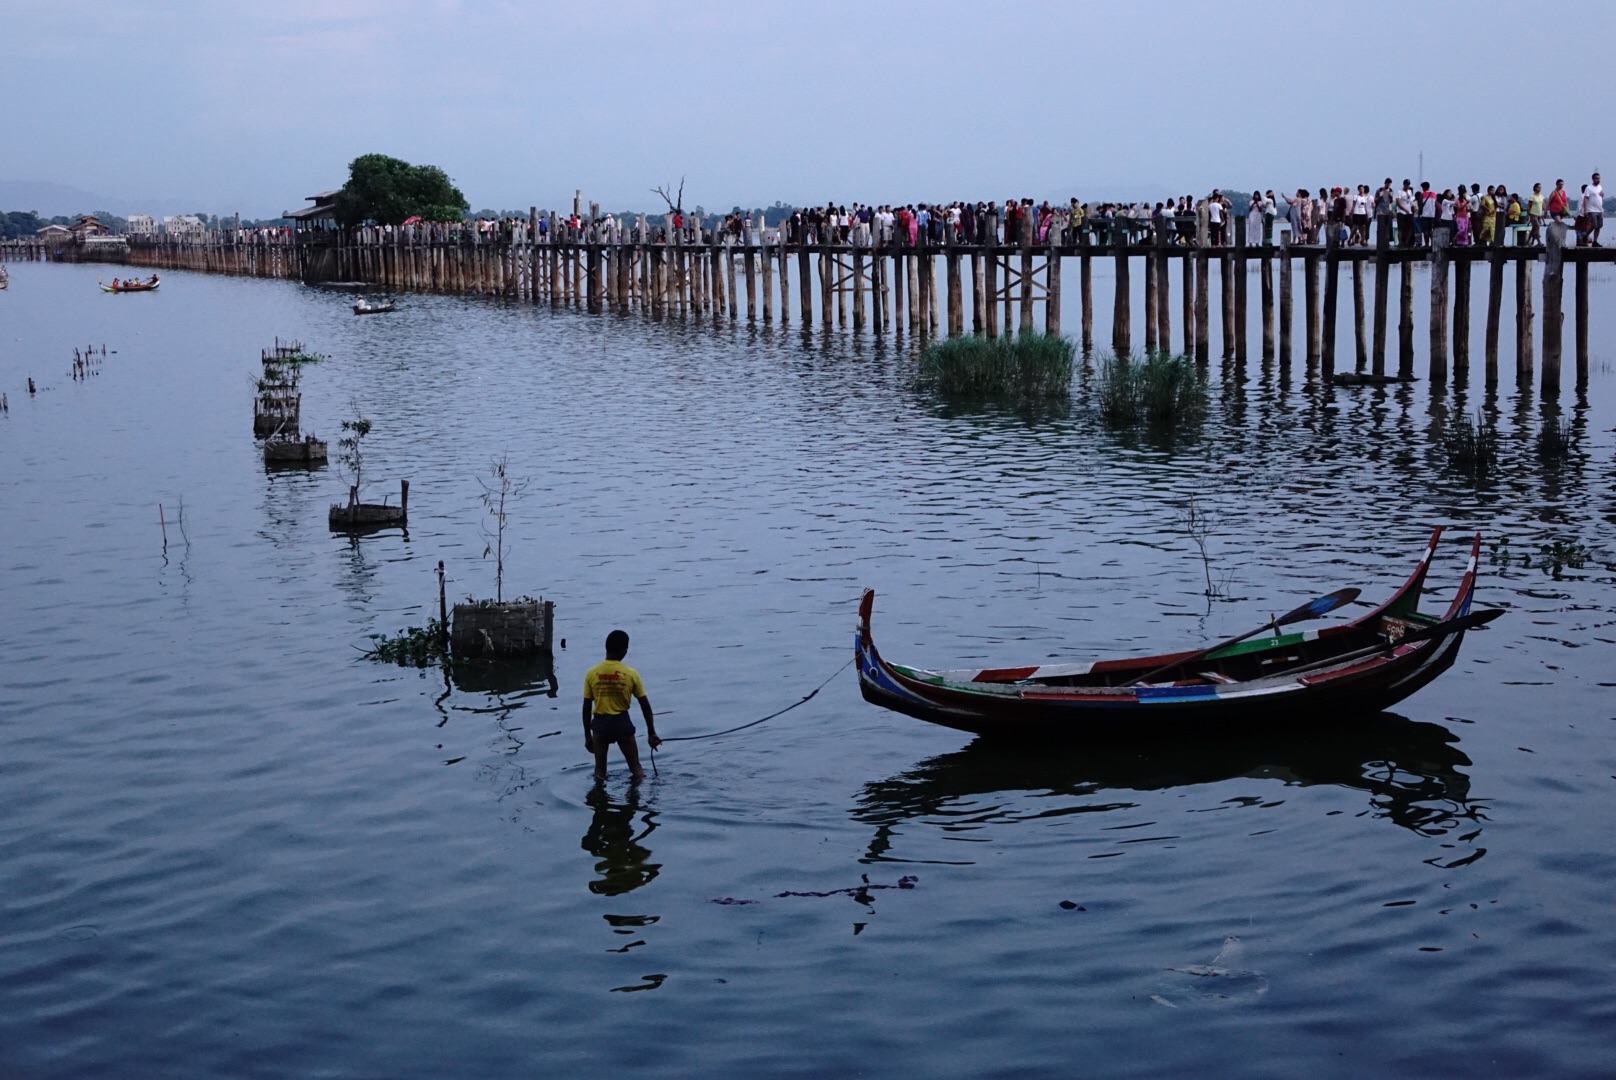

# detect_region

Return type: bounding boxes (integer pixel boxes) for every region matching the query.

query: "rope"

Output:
[658,657,854,743]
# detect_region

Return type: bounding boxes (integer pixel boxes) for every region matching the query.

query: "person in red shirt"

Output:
[1548,180,1570,221]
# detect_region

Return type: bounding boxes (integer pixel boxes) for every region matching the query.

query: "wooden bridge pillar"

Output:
[1516,253,1535,382]
[854,249,868,330]
[1321,229,1340,381]
[1542,221,1565,396]
[1353,259,1368,372]
[1372,215,1390,373]
[1398,256,1415,378]
[1428,228,1450,384]
[1233,221,1248,361]
[1194,249,1210,363]
[1144,247,1158,353]
[1080,253,1092,351]
[982,250,996,338]
[945,250,961,336]
[1113,238,1131,354]
[1484,247,1504,383]
[1181,251,1195,356]
[1278,238,1293,367]
[1576,254,1589,386]
[1304,252,1321,369]
[1045,253,1061,337]
[1453,257,1471,379]
[1221,249,1236,361]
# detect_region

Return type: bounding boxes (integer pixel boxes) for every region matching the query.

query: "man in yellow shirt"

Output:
[583,629,660,780]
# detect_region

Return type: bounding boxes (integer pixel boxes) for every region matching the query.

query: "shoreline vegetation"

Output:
[917,334,1074,400]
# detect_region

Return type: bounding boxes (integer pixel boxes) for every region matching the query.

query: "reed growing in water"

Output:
[1442,413,1500,479]
[917,334,1074,399]
[1096,353,1208,426]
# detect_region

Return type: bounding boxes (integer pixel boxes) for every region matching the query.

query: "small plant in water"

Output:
[337,401,373,506]
[479,452,531,603]
[917,334,1074,400]
[1442,413,1499,480]
[1096,353,1207,427]
[367,619,448,666]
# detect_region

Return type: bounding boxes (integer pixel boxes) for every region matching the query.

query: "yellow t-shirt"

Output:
[583,660,646,716]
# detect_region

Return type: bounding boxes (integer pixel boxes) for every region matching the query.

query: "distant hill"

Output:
[0,180,144,217]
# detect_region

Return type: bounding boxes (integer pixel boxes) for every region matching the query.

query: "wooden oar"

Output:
[1125,587,1363,687]
[1265,607,1503,681]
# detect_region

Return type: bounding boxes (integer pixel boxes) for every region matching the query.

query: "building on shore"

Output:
[164,214,205,237]
[70,215,108,239]
[127,215,158,236]
[284,190,340,234]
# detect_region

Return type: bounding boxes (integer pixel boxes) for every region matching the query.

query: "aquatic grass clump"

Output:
[1442,413,1500,480]
[1536,417,1572,461]
[366,619,448,666]
[917,334,1074,400]
[1096,353,1208,427]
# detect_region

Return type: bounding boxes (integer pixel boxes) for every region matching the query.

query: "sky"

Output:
[4,0,1612,218]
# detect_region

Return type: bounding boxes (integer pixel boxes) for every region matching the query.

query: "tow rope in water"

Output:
[658,657,854,744]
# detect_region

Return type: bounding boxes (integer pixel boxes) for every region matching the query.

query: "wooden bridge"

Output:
[15,212,1610,395]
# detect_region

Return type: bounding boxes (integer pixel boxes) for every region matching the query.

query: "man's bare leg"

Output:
[617,734,645,780]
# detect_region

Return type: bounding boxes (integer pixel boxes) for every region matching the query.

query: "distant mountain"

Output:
[0,179,268,219]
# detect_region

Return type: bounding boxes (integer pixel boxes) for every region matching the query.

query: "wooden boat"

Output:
[100,275,160,293]
[857,528,1491,737]
[0,266,9,289]
[353,299,395,315]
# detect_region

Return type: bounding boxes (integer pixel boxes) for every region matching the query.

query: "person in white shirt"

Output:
[1584,172,1604,246]
[1395,180,1416,247]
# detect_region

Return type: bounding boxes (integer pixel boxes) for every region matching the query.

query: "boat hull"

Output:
[856,530,1483,739]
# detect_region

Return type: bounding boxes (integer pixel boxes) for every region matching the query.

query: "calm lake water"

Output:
[2,259,1615,1079]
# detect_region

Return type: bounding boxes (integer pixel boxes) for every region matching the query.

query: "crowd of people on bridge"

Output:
[762,171,1606,252]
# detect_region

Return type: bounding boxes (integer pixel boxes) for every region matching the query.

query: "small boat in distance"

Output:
[857,528,1496,738]
[100,274,160,293]
[353,298,396,315]
[0,265,9,289]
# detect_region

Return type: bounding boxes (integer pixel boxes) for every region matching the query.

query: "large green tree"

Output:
[333,154,469,227]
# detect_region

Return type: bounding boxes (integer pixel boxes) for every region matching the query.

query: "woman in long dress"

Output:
[1247,192,1265,246]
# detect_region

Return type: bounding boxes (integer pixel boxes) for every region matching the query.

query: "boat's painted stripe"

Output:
[1135,684,1220,701]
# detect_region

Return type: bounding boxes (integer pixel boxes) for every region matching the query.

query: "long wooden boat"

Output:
[100,275,160,293]
[353,299,395,314]
[857,528,1488,737]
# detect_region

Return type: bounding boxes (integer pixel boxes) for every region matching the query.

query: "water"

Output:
[2,260,1615,1079]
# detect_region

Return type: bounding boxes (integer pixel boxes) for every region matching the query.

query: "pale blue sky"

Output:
[4,0,1611,217]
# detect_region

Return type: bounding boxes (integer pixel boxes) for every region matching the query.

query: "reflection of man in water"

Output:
[582,783,661,895]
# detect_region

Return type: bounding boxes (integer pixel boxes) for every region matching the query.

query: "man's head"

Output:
[606,629,630,660]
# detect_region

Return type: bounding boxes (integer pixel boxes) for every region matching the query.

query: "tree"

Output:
[336,401,373,507]
[333,154,469,228]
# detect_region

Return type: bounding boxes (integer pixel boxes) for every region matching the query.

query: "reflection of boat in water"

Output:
[853,714,1481,862]
[858,528,1490,737]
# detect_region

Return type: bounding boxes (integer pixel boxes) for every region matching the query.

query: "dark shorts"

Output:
[591,712,635,741]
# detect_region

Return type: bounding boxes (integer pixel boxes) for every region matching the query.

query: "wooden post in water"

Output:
[762,244,773,322]
[1194,249,1210,363]
[1220,249,1236,360]
[1045,252,1061,337]
[853,249,867,330]
[970,253,983,333]
[744,243,757,321]
[945,248,961,336]
[1153,234,1169,350]
[1542,221,1565,396]
[1352,259,1368,372]
[907,251,921,334]
[1113,237,1131,354]
[1143,246,1158,353]
[1278,236,1293,368]
[1484,247,1504,383]
[1453,257,1471,379]
[1428,227,1449,384]
[822,250,836,328]
[1233,220,1248,361]
[777,235,789,324]
[976,248,988,337]
[1372,214,1390,373]
[798,247,814,326]
[1321,228,1340,381]
[1182,252,1195,356]
[1259,248,1274,361]
[1080,253,1092,351]
[1019,228,1034,335]
[1516,254,1535,381]
[1398,257,1415,378]
[1575,254,1589,387]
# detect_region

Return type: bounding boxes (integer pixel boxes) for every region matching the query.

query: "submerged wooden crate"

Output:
[328,479,408,531]
[264,436,327,465]
[451,598,554,657]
